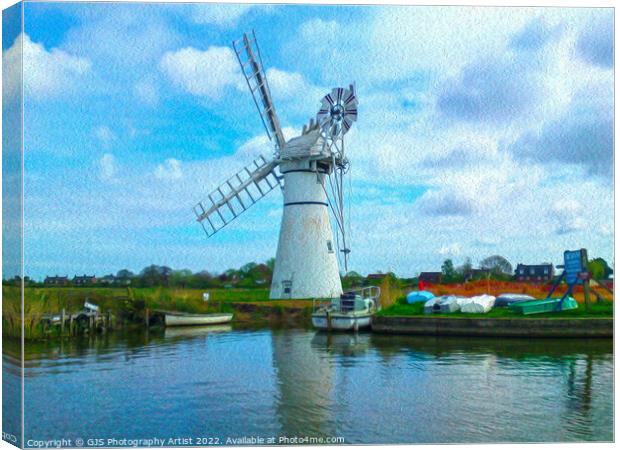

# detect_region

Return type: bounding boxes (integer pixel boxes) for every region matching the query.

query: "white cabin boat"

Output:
[164,312,233,327]
[311,287,380,331]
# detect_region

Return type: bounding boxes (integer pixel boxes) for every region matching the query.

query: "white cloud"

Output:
[93,126,116,146]
[191,4,254,27]
[4,33,91,100]
[20,6,614,278]
[235,126,298,160]
[62,7,181,69]
[438,243,462,257]
[2,35,22,103]
[418,190,476,217]
[99,153,117,181]
[134,78,159,106]
[159,46,241,99]
[551,200,587,235]
[155,158,183,181]
[576,13,614,69]
[266,68,311,99]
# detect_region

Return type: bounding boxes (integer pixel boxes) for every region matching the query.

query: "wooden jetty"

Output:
[41,308,114,336]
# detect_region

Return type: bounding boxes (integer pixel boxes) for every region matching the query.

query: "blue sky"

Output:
[2,2,614,279]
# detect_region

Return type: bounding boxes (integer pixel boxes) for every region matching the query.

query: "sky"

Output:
[1,2,614,280]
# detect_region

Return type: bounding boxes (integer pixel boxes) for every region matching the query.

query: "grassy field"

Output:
[378,296,614,319]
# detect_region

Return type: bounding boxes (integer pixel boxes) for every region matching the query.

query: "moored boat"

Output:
[164,312,233,327]
[495,293,535,307]
[509,297,578,315]
[312,286,380,331]
[459,295,496,314]
[424,295,463,314]
[406,290,435,304]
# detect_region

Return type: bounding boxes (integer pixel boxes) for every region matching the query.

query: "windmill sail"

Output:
[233,31,286,150]
[193,155,281,237]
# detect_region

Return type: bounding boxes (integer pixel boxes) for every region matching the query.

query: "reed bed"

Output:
[2,286,271,339]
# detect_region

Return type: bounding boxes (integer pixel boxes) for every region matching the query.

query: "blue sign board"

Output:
[564,249,586,285]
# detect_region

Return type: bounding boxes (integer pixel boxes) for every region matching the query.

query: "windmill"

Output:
[193,31,358,299]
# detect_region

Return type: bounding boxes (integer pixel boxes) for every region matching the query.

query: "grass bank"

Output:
[378,296,613,319]
[2,286,299,339]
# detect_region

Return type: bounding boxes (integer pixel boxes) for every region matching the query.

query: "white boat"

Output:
[459,295,496,314]
[495,293,535,307]
[424,295,463,314]
[164,312,233,327]
[311,286,380,331]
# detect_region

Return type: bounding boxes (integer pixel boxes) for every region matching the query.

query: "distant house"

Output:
[99,274,116,285]
[73,274,97,286]
[99,274,132,286]
[418,272,442,284]
[365,273,386,285]
[515,264,554,282]
[44,275,69,286]
[367,273,385,280]
[116,276,132,286]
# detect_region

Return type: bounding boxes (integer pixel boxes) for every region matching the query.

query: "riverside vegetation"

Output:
[3,256,612,339]
[2,273,406,340]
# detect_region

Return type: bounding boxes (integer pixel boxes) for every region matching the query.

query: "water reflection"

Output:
[3,328,612,444]
[163,325,232,340]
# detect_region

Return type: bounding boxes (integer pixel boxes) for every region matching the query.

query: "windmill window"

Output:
[327,240,334,253]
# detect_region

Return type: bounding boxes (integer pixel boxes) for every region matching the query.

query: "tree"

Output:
[170,269,193,288]
[116,269,135,279]
[342,271,363,289]
[191,270,214,288]
[266,258,276,271]
[138,265,173,287]
[458,257,473,277]
[588,257,613,280]
[480,255,513,276]
[240,262,257,275]
[441,259,456,279]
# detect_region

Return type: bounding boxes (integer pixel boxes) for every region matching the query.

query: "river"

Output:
[3,327,613,445]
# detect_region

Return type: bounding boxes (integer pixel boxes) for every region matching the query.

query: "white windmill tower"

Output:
[193,31,358,299]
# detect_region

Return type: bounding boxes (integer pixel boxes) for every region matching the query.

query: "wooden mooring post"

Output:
[60,308,66,335]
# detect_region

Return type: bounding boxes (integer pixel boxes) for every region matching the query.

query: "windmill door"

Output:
[282,280,292,299]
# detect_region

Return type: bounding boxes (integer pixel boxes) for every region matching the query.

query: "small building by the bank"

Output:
[99,274,116,284]
[73,274,97,286]
[515,263,554,282]
[44,275,69,285]
[363,273,389,286]
[418,272,442,284]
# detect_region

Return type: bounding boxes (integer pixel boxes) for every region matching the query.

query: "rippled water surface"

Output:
[4,327,613,444]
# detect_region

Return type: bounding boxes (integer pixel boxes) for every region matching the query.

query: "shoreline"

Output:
[371,315,613,338]
[4,286,613,340]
